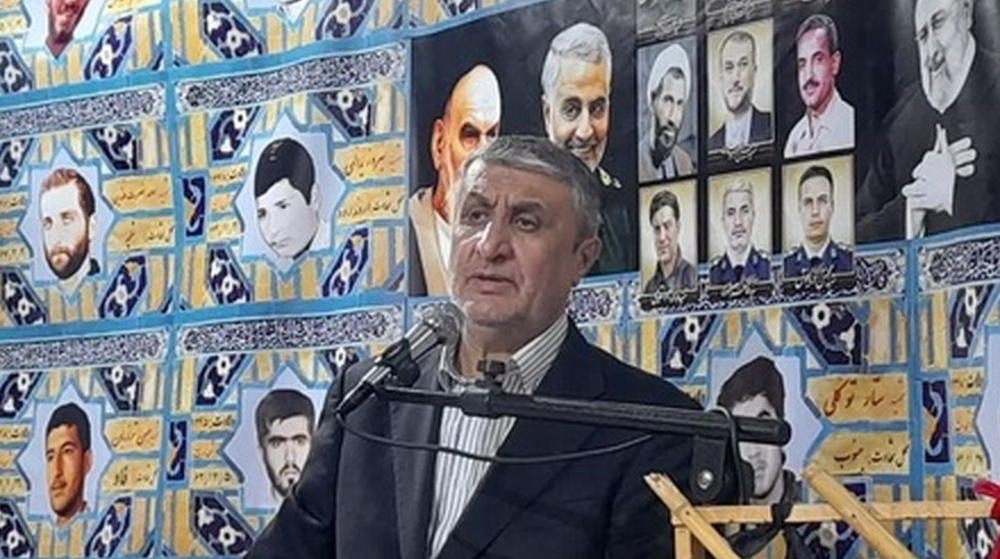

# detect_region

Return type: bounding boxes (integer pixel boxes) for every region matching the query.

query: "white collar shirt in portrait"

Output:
[784,91,855,158]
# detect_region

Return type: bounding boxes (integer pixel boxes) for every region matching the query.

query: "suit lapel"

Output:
[391,346,444,559]
[437,325,606,559]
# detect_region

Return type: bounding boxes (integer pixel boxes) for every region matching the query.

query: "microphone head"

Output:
[422,301,463,345]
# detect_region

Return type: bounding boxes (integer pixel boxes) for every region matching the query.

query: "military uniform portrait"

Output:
[707,168,773,288]
[639,181,698,295]
[782,156,854,281]
[637,37,699,184]
[706,19,775,159]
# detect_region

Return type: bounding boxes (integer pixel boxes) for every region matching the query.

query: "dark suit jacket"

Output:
[248,323,700,559]
[707,107,772,151]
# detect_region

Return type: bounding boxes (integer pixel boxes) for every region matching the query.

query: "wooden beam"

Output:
[669,500,993,526]
[803,465,917,559]
[645,473,740,559]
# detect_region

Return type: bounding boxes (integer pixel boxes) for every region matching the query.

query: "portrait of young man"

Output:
[783,163,853,280]
[45,0,92,59]
[255,389,315,503]
[253,137,330,266]
[39,168,100,293]
[638,40,698,183]
[708,173,772,287]
[707,22,774,153]
[717,356,798,506]
[409,64,501,296]
[45,403,92,528]
[856,0,1000,242]
[247,136,703,559]
[716,356,809,553]
[641,185,697,294]
[784,14,855,158]
[541,22,636,275]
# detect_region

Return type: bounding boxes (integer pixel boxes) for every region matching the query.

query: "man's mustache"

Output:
[565,137,599,150]
[802,78,819,91]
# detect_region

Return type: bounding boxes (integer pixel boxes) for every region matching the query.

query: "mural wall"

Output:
[0,0,997,556]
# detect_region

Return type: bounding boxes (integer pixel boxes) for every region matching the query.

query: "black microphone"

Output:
[335,303,462,415]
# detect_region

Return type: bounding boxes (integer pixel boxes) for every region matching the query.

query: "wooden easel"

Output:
[646,464,995,558]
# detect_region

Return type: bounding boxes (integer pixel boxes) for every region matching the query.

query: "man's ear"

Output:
[831,51,842,77]
[87,214,97,242]
[541,95,552,137]
[575,235,602,279]
[309,182,320,210]
[431,118,446,172]
[83,449,93,475]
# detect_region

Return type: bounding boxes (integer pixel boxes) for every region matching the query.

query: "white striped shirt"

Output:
[427,313,569,558]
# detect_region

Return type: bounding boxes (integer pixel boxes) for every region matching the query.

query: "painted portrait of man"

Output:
[45,0,92,59]
[639,42,697,183]
[45,403,92,528]
[39,168,100,293]
[255,389,316,502]
[541,22,635,275]
[709,178,771,286]
[716,356,799,506]
[643,188,696,293]
[784,14,855,158]
[857,0,1000,241]
[254,137,330,265]
[708,26,773,152]
[409,65,501,296]
[784,164,853,279]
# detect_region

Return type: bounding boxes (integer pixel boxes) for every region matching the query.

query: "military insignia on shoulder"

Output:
[597,167,622,189]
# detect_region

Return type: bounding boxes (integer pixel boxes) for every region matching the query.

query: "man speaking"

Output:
[248,136,700,558]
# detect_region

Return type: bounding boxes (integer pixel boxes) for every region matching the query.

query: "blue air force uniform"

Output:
[708,247,771,286]
[782,241,853,279]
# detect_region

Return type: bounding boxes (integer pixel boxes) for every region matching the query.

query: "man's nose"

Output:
[475,219,513,261]
[575,112,594,140]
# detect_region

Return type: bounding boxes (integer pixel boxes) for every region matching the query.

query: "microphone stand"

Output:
[371,365,788,506]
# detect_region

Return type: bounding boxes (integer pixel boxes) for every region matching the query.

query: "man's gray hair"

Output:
[540,22,612,101]
[457,135,602,240]
[722,179,755,215]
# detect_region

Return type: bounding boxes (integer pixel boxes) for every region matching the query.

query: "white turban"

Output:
[647,44,691,103]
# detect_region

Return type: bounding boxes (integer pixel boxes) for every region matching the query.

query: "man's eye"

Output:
[514,217,540,231]
[462,209,489,224]
[561,101,581,120]
[257,209,266,219]
[589,100,607,118]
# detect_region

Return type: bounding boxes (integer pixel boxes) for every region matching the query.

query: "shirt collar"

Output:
[803,238,831,260]
[726,246,751,268]
[438,313,569,395]
[805,91,845,137]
